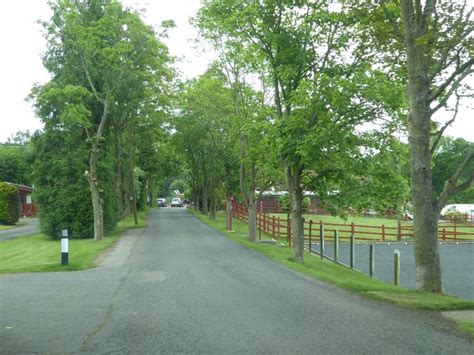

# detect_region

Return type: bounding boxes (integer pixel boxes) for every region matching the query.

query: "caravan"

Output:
[440,204,474,222]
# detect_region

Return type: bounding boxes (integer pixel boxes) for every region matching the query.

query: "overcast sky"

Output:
[0,0,472,143]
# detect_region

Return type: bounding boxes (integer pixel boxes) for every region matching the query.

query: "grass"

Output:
[0,211,147,273]
[0,222,24,231]
[189,209,474,336]
[263,212,474,241]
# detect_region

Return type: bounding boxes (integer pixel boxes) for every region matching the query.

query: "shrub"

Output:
[279,194,310,213]
[445,210,466,223]
[0,182,20,225]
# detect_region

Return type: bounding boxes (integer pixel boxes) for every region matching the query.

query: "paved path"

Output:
[0,218,39,241]
[0,209,472,353]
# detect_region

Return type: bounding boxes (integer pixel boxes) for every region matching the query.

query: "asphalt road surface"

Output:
[0,218,39,241]
[311,242,474,300]
[1,208,473,354]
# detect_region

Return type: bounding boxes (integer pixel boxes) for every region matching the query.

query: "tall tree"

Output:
[377,0,473,292]
[198,0,400,260]
[32,0,174,239]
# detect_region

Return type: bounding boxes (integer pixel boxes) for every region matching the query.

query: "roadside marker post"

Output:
[394,249,400,286]
[350,233,355,269]
[319,223,325,259]
[61,229,69,266]
[334,230,339,262]
[369,243,375,277]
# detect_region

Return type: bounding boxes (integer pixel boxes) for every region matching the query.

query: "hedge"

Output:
[0,182,20,225]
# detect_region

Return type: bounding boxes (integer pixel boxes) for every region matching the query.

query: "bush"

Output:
[279,194,310,213]
[445,210,466,223]
[0,182,20,225]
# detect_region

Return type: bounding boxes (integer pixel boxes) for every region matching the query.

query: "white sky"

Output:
[0,0,472,143]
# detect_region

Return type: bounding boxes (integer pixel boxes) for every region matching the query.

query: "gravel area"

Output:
[96,228,144,268]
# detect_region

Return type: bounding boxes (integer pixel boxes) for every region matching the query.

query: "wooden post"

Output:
[320,222,324,259]
[272,215,275,237]
[397,220,402,241]
[369,243,375,277]
[442,228,446,241]
[277,217,281,238]
[394,249,400,286]
[350,233,355,269]
[309,220,313,253]
[287,214,291,246]
[381,225,386,241]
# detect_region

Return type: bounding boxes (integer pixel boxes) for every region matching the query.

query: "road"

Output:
[0,218,39,241]
[0,208,472,353]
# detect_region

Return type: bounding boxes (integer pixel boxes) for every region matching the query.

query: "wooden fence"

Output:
[231,201,474,242]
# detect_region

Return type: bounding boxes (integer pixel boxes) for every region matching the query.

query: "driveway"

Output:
[0,209,472,353]
[0,217,39,241]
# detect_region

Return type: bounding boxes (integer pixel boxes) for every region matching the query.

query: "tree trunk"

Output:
[286,165,304,262]
[202,181,209,215]
[114,124,124,216]
[226,194,233,230]
[247,201,258,242]
[87,146,104,241]
[401,0,442,292]
[210,190,216,220]
[128,124,138,226]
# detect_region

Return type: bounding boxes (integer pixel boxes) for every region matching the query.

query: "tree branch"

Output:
[429,58,474,103]
[430,93,460,155]
[380,0,404,40]
[431,68,473,113]
[437,148,474,211]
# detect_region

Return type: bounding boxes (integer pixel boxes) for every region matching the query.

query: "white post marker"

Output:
[61,229,69,266]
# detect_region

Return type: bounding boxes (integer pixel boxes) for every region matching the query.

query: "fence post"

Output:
[397,220,402,241]
[272,215,275,237]
[287,214,291,247]
[351,222,355,237]
[334,230,339,262]
[350,233,355,269]
[309,220,313,253]
[382,225,386,242]
[369,243,375,277]
[277,217,281,238]
[320,222,325,259]
[394,249,400,286]
[442,228,446,241]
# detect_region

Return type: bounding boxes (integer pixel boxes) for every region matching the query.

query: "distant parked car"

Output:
[157,198,167,207]
[171,198,183,207]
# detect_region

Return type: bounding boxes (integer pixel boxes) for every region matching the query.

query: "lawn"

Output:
[0,223,21,231]
[0,211,147,273]
[259,213,474,241]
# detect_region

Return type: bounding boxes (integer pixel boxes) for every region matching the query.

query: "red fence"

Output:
[231,201,474,242]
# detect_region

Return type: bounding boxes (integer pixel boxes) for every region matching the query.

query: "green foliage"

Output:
[279,195,310,213]
[0,182,20,225]
[0,143,34,186]
[432,137,474,202]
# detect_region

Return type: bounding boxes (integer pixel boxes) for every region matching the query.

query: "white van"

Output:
[440,204,474,219]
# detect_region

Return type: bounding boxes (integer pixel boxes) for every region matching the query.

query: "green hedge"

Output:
[279,194,310,213]
[0,182,20,225]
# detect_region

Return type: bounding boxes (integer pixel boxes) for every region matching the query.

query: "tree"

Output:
[198,0,401,260]
[377,0,473,291]
[32,0,173,239]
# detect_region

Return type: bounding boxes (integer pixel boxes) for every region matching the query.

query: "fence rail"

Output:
[231,201,474,242]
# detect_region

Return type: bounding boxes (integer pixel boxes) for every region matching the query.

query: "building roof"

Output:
[5,182,34,193]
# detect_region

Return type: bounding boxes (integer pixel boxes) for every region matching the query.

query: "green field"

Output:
[0,211,147,273]
[259,213,474,241]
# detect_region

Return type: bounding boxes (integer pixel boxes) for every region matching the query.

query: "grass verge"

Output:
[0,211,147,273]
[189,209,474,336]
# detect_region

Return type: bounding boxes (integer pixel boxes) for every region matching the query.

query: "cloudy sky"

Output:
[0,0,472,143]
